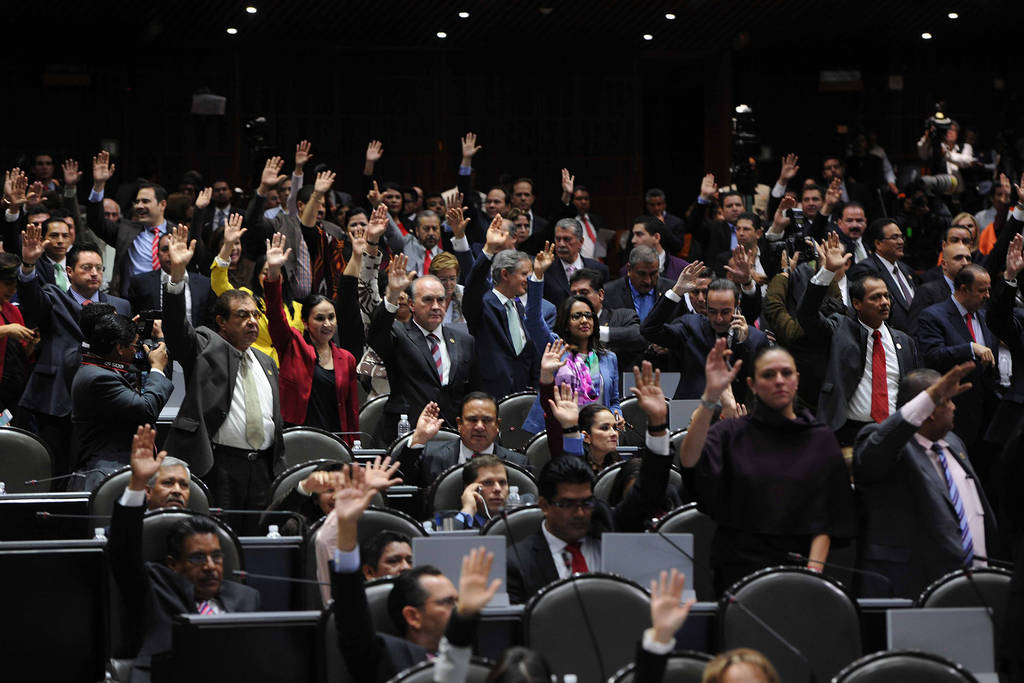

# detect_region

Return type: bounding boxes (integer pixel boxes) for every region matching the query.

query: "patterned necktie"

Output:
[964,312,978,342]
[427,333,442,381]
[197,600,215,615]
[151,227,161,270]
[564,541,589,573]
[54,262,69,291]
[294,235,312,298]
[893,266,913,304]
[870,329,889,423]
[504,299,525,355]
[239,354,264,449]
[932,443,975,566]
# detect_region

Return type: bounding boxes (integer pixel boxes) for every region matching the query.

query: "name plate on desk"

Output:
[413,535,509,607]
[887,607,996,679]
[601,533,695,601]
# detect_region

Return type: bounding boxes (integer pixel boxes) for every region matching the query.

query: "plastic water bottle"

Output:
[93,527,107,542]
[397,414,411,438]
[0,482,6,495]
[352,439,362,451]
[266,524,281,539]
[563,675,578,683]
[507,485,521,508]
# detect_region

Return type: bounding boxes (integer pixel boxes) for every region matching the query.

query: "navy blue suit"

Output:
[542,257,610,307]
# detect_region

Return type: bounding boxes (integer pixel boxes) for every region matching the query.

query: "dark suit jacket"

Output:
[987,278,1024,442]
[126,270,213,328]
[463,253,538,401]
[162,285,285,478]
[542,257,610,307]
[797,280,918,432]
[70,362,173,469]
[506,444,673,603]
[618,251,687,282]
[396,438,530,488]
[602,276,676,314]
[332,565,428,683]
[853,416,998,598]
[917,298,1000,445]
[17,273,131,417]
[108,502,260,679]
[599,306,646,371]
[906,277,954,338]
[847,253,917,333]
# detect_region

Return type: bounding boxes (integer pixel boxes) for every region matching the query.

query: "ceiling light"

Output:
[226,27,238,35]
[947,12,958,19]
[643,34,653,41]
[921,32,933,39]
[245,6,257,13]
[458,11,470,18]
[665,13,676,20]
[436,31,448,38]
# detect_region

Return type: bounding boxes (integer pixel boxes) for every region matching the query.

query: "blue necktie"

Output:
[932,443,975,566]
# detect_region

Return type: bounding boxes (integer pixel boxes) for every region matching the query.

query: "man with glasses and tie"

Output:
[541,217,609,307]
[853,363,1000,598]
[109,426,261,683]
[161,226,284,532]
[847,218,919,333]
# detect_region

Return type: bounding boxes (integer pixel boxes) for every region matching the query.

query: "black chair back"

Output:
[523,573,650,681]
[917,567,1012,634]
[496,390,539,451]
[357,393,389,448]
[88,465,210,523]
[653,503,717,601]
[318,607,354,683]
[357,506,427,547]
[617,396,668,447]
[140,508,245,578]
[282,426,353,470]
[523,431,551,471]
[425,460,538,516]
[481,505,545,546]
[388,657,495,682]
[832,650,981,682]
[718,567,861,683]
[364,577,399,636]
[610,651,712,682]
[592,460,684,505]
[0,426,52,493]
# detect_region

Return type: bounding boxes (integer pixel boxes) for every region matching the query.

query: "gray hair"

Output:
[410,274,443,299]
[554,218,583,241]
[147,456,191,487]
[416,209,439,227]
[491,249,531,284]
[629,244,659,267]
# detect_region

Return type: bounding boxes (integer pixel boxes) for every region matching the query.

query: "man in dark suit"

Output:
[853,364,999,598]
[621,216,688,282]
[511,177,552,256]
[906,242,972,336]
[396,392,529,487]
[558,181,606,260]
[542,218,609,307]
[108,428,261,682]
[367,259,477,445]
[641,271,769,401]
[987,238,1024,444]
[847,219,918,333]
[604,245,675,323]
[161,228,284,524]
[917,222,977,284]
[463,224,539,401]
[796,234,918,446]
[30,217,75,289]
[689,175,746,260]
[644,188,687,255]
[69,313,173,490]
[127,232,213,328]
[569,268,647,371]
[18,233,131,476]
[917,264,1001,457]
[86,150,206,298]
[507,362,672,603]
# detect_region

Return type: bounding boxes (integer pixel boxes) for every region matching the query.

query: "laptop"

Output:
[412,535,510,607]
[887,607,996,682]
[669,400,703,431]
[600,533,696,601]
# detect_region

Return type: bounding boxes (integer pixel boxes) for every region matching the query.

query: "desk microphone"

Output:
[25,469,103,486]
[785,552,895,598]
[972,554,1015,570]
[35,511,111,520]
[231,569,330,587]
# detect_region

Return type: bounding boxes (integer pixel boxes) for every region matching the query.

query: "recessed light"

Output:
[665,13,676,20]
[245,6,257,14]
[947,12,958,19]
[458,11,470,18]
[643,34,653,41]
[436,31,448,38]
[226,27,238,35]
[921,32,933,39]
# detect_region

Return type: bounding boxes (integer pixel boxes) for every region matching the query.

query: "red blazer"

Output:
[265,277,358,441]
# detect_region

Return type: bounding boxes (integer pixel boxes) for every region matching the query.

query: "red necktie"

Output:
[870,329,889,423]
[964,312,977,342]
[151,227,161,270]
[396,218,408,236]
[423,249,432,275]
[582,216,597,243]
[564,541,589,573]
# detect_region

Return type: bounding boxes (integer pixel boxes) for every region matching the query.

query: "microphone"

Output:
[972,554,1015,570]
[231,569,330,587]
[36,511,111,520]
[332,431,376,442]
[785,552,895,598]
[25,469,103,486]
[208,508,303,517]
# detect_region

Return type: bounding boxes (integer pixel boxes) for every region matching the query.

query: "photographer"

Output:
[68,312,173,491]
[916,111,975,191]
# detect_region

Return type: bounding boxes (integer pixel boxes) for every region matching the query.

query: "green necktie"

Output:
[240,354,264,449]
[54,262,69,291]
[505,299,525,355]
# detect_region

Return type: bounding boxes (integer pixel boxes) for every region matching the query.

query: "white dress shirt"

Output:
[847,319,900,423]
[492,288,527,352]
[212,346,276,450]
[542,522,601,580]
[875,254,914,301]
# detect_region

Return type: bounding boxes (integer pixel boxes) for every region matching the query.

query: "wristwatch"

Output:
[700,398,722,411]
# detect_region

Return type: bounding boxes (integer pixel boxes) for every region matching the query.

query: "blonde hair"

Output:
[951,212,979,246]
[429,251,459,275]
[702,648,780,683]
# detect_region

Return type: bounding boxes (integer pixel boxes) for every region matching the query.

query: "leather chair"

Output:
[592,460,684,505]
[653,503,717,601]
[523,432,551,472]
[318,607,354,683]
[618,396,669,447]
[140,508,244,579]
[0,426,52,493]
[357,394,389,448]
[481,505,545,547]
[832,650,981,682]
[610,651,712,683]
[523,573,650,681]
[282,426,353,470]
[425,460,538,516]
[496,389,539,451]
[89,465,210,524]
[357,506,427,548]
[385,428,461,465]
[388,657,495,682]
[718,567,861,683]
[917,567,1013,635]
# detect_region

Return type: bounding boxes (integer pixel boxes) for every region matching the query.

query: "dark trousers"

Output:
[32,411,73,480]
[206,444,274,536]
[835,419,873,449]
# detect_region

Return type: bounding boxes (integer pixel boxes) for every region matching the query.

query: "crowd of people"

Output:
[2,124,1023,680]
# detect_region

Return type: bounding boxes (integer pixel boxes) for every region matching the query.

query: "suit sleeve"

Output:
[335,274,366,362]
[241,194,274,261]
[263,277,294,355]
[366,301,398,365]
[613,445,672,532]
[163,284,201,377]
[505,540,531,605]
[605,352,621,416]
[764,273,803,347]
[852,415,920,484]
[917,310,972,371]
[331,568,394,682]
[795,281,837,342]
[525,278,557,355]
[89,369,174,424]
[989,279,1024,356]
[639,293,684,347]
[85,196,120,246]
[107,502,150,635]
[344,352,360,442]
[15,272,54,333]
[462,252,492,337]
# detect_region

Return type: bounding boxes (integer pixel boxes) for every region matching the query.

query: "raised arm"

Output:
[678,339,742,468]
[525,242,558,353]
[262,232,295,352]
[640,260,705,347]
[211,213,247,295]
[85,151,120,244]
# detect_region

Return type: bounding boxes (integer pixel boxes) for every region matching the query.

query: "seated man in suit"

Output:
[796,233,918,447]
[621,216,688,282]
[69,312,174,490]
[361,530,413,580]
[506,362,673,603]
[853,364,999,598]
[906,241,972,336]
[569,268,647,371]
[127,231,213,328]
[448,454,512,529]
[145,456,192,511]
[542,218,610,306]
[329,462,500,682]
[847,218,918,333]
[108,426,260,682]
[397,392,529,487]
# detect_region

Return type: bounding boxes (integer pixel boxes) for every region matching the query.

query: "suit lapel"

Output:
[908,439,959,517]
[405,322,442,386]
[944,299,973,345]
[486,296,517,353]
[443,330,460,384]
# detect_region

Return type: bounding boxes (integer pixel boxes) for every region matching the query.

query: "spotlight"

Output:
[245,6,257,13]
[458,11,469,18]
[665,13,676,20]
[947,12,958,19]
[921,32,933,39]
[643,34,653,41]
[226,27,238,35]
[436,31,448,38]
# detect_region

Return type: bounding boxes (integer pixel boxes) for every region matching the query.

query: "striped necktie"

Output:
[197,600,215,615]
[427,333,442,381]
[932,443,975,566]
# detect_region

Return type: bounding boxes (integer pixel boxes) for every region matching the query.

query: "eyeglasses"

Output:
[422,596,458,609]
[879,233,905,242]
[185,551,224,566]
[77,264,105,273]
[550,497,597,511]
[569,311,594,321]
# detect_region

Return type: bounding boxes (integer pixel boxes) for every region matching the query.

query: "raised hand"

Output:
[294,139,314,171]
[362,456,403,491]
[446,203,469,240]
[25,181,45,206]
[264,232,292,280]
[4,168,27,207]
[561,168,575,197]
[91,150,116,188]
[672,260,706,297]
[999,173,1012,203]
[483,214,507,255]
[385,253,415,302]
[20,223,49,265]
[259,156,286,193]
[533,241,555,277]
[365,139,384,163]
[62,159,81,187]
[649,569,696,645]
[223,213,246,248]
[411,401,443,446]
[539,339,567,384]
[772,193,796,233]
[167,224,196,280]
[128,424,166,490]
[367,203,388,244]
[548,382,581,429]
[818,231,851,273]
[1005,233,1024,281]
[778,153,799,184]
[332,465,379,528]
[702,338,742,403]
[723,246,753,285]
[1013,172,1024,203]
[301,470,337,495]
[629,360,667,427]
[145,341,168,372]
[456,547,502,616]
[460,133,481,163]
[195,186,212,209]
[824,177,842,210]
[699,173,718,200]
[367,180,382,207]
[313,170,336,194]
[926,361,976,404]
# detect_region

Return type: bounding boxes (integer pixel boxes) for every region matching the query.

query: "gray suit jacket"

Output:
[397,437,529,488]
[161,284,285,477]
[853,413,998,598]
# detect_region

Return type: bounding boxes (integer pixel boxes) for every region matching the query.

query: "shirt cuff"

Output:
[1013,206,1024,222]
[811,267,836,286]
[697,197,709,205]
[563,434,584,456]
[165,278,186,294]
[599,326,610,342]
[1006,278,1018,288]
[645,431,670,455]
[642,628,676,655]
[664,289,681,303]
[63,186,77,199]
[899,390,936,427]
[296,481,311,496]
[771,182,786,198]
[383,298,399,313]
[6,209,20,221]
[529,274,543,283]
[740,280,756,294]
[332,547,361,573]
[451,235,470,253]
[149,368,165,378]
[17,266,37,283]
[214,255,231,268]
[88,189,104,202]
[119,488,146,507]
[459,166,472,176]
